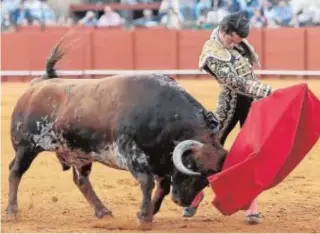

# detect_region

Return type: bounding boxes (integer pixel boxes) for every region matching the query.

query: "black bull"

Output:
[6,38,230,229]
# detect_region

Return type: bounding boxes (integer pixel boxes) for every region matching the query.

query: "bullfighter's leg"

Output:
[237,96,262,224]
[6,146,39,216]
[237,94,253,128]
[72,164,113,219]
[216,89,239,146]
[152,175,171,215]
[245,198,261,224]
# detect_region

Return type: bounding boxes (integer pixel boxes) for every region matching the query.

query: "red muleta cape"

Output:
[207,83,320,216]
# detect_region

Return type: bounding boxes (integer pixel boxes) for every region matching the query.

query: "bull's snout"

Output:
[172,197,179,205]
[171,196,189,207]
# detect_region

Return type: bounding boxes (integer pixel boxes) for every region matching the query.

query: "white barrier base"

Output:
[1,69,320,77]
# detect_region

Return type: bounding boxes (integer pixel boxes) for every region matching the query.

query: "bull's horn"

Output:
[172,140,203,176]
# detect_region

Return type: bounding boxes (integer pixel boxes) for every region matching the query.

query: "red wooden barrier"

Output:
[178,30,210,69]
[305,27,320,70]
[92,29,133,69]
[263,28,305,70]
[1,27,320,73]
[133,28,178,69]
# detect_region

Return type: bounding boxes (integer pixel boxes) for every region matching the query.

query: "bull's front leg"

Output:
[72,164,112,218]
[152,175,171,215]
[134,172,155,230]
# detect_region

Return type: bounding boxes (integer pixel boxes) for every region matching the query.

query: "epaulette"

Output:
[199,39,231,69]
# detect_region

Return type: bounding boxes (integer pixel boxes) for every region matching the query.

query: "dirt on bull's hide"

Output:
[1,79,320,233]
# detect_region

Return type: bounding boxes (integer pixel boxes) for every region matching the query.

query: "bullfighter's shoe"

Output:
[245,213,262,224]
[182,193,204,218]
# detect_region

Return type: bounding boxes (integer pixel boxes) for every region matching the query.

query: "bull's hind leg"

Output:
[6,146,39,216]
[72,164,112,219]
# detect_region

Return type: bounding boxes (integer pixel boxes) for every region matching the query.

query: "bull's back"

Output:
[100,75,207,156]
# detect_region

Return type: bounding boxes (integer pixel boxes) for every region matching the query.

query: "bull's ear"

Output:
[203,156,226,176]
[192,144,221,172]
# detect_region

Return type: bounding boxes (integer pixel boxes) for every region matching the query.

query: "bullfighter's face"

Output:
[219,30,243,49]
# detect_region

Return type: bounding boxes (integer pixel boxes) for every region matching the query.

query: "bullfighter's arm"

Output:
[206,57,272,99]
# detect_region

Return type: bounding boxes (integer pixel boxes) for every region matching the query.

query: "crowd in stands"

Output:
[1,0,320,32]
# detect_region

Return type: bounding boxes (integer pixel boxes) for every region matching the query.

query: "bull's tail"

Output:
[41,30,81,80]
[44,35,67,79]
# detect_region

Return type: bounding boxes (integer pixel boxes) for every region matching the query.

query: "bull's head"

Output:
[171,138,227,207]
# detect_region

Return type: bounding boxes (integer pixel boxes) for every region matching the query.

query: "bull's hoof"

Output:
[6,205,19,219]
[5,206,19,221]
[95,208,113,219]
[245,213,262,225]
[138,221,153,230]
[136,212,153,230]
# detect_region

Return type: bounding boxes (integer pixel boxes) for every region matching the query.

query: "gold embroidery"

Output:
[199,40,231,69]
[206,57,271,99]
[229,49,256,81]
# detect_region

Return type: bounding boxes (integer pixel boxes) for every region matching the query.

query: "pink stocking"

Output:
[190,191,204,208]
[246,198,258,215]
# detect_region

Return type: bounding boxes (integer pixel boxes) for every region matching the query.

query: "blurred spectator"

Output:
[10,1,33,26]
[24,0,41,18]
[180,0,197,21]
[133,9,158,27]
[119,0,137,22]
[272,0,293,26]
[212,0,225,9]
[195,0,212,19]
[1,12,11,31]
[78,10,98,26]
[97,6,123,27]
[250,8,267,28]
[1,0,319,31]
[159,0,181,19]
[1,0,20,15]
[160,6,184,29]
[205,1,231,26]
[237,0,260,18]
[291,0,319,26]
[24,0,56,25]
[225,0,240,13]
[196,8,212,29]
[312,11,320,25]
[260,0,276,26]
[39,1,57,25]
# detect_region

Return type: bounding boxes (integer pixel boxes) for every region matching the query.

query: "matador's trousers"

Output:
[215,87,253,146]
[203,64,254,146]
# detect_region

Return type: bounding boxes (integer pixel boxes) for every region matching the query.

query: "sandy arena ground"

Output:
[1,79,320,233]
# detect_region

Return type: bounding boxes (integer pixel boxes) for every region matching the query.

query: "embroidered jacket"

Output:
[199,27,272,99]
